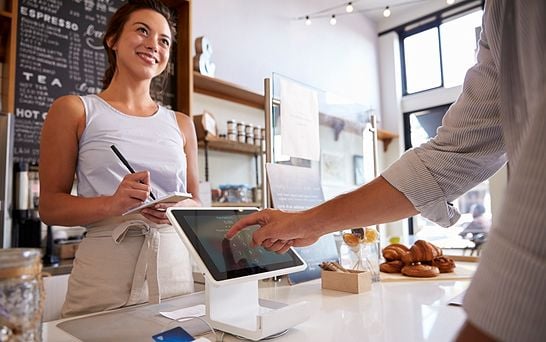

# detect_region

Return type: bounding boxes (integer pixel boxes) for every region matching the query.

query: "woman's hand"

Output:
[109,171,153,216]
[139,197,200,224]
[139,206,170,224]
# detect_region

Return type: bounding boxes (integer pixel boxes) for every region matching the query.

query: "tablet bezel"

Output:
[167,207,307,285]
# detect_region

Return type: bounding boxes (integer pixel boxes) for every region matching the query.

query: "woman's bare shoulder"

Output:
[173,111,194,130]
[48,95,84,115]
[45,95,86,134]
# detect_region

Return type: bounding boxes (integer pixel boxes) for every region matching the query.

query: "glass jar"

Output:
[339,242,365,271]
[339,240,380,282]
[0,248,44,342]
[361,242,380,282]
[227,119,237,133]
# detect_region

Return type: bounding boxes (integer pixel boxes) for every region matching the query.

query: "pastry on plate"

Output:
[401,264,440,278]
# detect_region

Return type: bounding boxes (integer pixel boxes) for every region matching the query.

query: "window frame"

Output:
[395,1,484,96]
[403,104,452,235]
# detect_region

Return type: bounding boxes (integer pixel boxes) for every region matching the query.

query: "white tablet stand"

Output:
[205,279,310,341]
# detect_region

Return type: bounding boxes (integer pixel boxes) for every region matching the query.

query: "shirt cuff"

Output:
[381,149,460,227]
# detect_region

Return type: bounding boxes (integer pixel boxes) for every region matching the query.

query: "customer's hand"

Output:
[225,209,321,253]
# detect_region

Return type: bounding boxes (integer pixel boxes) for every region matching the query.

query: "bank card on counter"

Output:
[152,326,195,341]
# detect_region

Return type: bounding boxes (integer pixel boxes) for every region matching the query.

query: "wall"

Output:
[193,94,263,189]
[192,0,383,199]
[192,0,381,110]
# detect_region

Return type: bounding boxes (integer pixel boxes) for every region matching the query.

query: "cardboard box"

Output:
[193,111,217,140]
[57,242,80,260]
[321,270,372,294]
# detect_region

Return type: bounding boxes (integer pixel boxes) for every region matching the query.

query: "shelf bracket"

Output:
[204,140,210,182]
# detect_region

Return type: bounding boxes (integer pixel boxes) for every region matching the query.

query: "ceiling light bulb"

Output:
[346,2,354,13]
[446,0,455,4]
[330,15,337,25]
[383,6,391,18]
[305,16,312,26]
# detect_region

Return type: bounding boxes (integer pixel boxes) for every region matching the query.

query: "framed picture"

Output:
[353,155,364,185]
[321,151,344,185]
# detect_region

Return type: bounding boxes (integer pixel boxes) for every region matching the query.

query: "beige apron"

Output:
[61,215,194,318]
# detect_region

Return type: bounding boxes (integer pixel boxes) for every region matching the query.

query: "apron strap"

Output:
[111,220,161,305]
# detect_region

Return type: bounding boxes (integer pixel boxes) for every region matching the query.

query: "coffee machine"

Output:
[0,112,14,248]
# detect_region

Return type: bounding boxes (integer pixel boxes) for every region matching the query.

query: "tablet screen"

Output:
[169,208,306,281]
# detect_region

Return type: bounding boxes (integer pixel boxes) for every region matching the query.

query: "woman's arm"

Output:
[175,112,201,207]
[39,95,152,226]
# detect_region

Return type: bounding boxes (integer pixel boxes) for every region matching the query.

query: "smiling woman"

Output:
[38,0,201,318]
[102,0,176,92]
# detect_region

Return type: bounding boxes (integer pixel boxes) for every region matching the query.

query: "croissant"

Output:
[431,256,456,273]
[342,233,361,247]
[401,240,443,264]
[401,264,439,278]
[382,243,410,261]
[380,260,404,273]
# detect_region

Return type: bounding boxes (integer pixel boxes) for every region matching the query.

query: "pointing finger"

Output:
[225,212,265,239]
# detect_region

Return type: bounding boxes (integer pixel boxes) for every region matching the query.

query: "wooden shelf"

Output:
[211,202,261,208]
[0,10,12,19]
[198,134,262,155]
[318,113,398,152]
[377,129,398,152]
[193,72,264,110]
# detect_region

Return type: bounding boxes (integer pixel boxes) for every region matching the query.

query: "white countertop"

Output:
[43,277,470,342]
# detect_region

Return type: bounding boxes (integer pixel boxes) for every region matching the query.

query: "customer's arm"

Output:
[228,176,418,251]
[382,10,506,227]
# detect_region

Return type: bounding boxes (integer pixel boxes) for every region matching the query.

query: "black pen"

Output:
[110,144,156,200]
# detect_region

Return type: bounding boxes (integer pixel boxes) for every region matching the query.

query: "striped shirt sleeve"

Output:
[383,1,546,340]
[382,17,506,227]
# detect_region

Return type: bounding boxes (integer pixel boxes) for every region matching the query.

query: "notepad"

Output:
[123,192,192,215]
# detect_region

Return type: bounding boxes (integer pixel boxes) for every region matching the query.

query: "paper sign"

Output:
[279,79,320,161]
[266,163,339,284]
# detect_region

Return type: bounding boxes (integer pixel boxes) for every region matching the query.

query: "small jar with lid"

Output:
[227,120,237,135]
[0,248,44,342]
[237,133,246,143]
[244,124,253,136]
[236,122,245,134]
[253,126,261,139]
[227,132,237,141]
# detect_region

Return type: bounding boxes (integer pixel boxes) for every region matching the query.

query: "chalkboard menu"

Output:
[13,0,176,163]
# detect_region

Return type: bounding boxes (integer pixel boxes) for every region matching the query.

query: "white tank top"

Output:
[76,95,187,198]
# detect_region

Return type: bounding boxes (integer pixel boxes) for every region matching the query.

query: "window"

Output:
[403,106,492,246]
[399,4,483,95]
[440,10,483,87]
[403,28,442,93]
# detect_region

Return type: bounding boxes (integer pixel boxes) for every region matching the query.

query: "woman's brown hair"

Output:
[102,0,176,92]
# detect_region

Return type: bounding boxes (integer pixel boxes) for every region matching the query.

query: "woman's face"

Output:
[110,9,172,81]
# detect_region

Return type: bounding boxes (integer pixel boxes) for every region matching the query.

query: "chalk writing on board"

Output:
[14,0,176,163]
